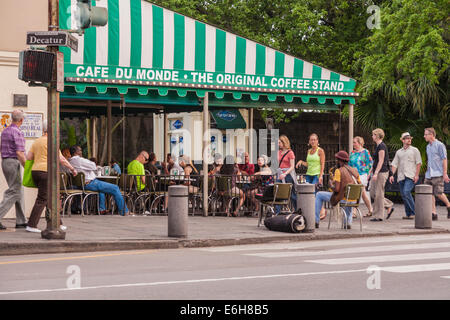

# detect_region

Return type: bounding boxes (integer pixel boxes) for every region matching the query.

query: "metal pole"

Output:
[107,100,112,164]
[249,108,254,162]
[348,104,354,154]
[163,113,168,161]
[121,94,126,214]
[42,0,64,239]
[202,93,209,217]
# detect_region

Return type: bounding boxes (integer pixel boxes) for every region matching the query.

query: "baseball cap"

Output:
[400,132,412,140]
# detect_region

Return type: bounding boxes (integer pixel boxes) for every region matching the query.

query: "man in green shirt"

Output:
[127,151,149,191]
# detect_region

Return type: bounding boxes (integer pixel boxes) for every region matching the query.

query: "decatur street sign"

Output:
[26,31,78,52]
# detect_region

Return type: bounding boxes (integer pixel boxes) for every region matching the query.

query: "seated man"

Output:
[238,152,255,175]
[69,145,129,216]
[128,151,149,192]
[314,151,361,229]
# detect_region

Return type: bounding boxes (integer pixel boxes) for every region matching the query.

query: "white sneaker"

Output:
[26,226,41,233]
[60,225,67,231]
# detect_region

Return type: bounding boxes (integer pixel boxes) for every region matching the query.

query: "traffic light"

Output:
[18,50,55,83]
[75,0,108,33]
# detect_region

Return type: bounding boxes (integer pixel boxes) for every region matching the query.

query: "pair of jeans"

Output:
[399,178,415,217]
[84,179,128,215]
[315,191,352,225]
[305,175,319,185]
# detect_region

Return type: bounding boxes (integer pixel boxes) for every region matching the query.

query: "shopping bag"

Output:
[22,160,36,188]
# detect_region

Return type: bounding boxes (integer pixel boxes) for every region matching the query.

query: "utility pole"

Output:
[42,0,64,239]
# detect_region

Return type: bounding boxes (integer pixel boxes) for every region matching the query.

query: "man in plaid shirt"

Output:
[0,110,27,230]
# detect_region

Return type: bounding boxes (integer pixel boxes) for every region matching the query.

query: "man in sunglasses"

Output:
[127,151,149,192]
[69,145,129,216]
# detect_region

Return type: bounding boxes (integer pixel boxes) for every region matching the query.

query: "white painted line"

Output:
[0,268,366,296]
[246,242,450,258]
[194,234,450,252]
[381,263,450,273]
[306,252,450,265]
[440,276,450,279]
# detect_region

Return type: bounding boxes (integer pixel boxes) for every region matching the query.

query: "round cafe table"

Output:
[96,175,119,184]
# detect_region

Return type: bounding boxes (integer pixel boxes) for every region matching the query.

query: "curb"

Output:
[1,229,449,256]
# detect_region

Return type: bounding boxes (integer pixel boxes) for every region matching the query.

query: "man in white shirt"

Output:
[69,145,129,216]
[389,132,422,219]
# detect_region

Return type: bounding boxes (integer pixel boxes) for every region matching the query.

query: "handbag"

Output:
[22,160,36,188]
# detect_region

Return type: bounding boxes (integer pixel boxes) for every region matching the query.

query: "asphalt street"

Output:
[1,233,450,301]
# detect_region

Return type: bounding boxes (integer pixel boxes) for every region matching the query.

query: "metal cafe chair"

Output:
[215,175,241,217]
[257,183,293,227]
[132,174,152,214]
[327,184,363,231]
[70,172,100,216]
[60,172,83,217]
[114,173,136,215]
[147,175,169,215]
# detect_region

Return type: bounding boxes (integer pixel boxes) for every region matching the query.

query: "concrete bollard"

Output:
[296,184,315,233]
[168,185,189,237]
[415,184,432,229]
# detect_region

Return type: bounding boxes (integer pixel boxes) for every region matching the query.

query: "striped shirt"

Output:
[0,124,25,158]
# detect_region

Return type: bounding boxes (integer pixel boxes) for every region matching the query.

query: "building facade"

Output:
[0,0,48,218]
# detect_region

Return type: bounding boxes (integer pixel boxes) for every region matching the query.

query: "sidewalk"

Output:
[0,204,449,256]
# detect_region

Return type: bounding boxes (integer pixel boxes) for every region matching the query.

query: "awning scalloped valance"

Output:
[66,83,356,106]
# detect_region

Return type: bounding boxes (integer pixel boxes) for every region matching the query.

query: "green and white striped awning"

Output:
[59,0,357,105]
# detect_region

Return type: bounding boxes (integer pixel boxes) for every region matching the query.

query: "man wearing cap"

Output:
[389,133,422,219]
[423,128,450,220]
[314,151,361,229]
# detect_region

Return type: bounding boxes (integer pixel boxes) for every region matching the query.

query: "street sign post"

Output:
[56,51,64,92]
[27,31,78,52]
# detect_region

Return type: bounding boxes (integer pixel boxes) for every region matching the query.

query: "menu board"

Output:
[0,112,43,138]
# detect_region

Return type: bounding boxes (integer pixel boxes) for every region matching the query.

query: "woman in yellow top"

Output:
[26,121,77,233]
[296,133,325,187]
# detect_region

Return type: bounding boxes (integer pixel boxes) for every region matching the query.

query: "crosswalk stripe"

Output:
[194,234,450,252]
[381,263,450,273]
[245,242,450,258]
[305,252,450,265]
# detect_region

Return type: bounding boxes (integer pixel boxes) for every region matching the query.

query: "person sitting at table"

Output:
[248,155,274,213]
[110,159,121,175]
[161,153,174,175]
[179,154,200,193]
[62,148,71,160]
[209,154,223,175]
[218,155,245,217]
[238,152,255,175]
[69,145,129,216]
[145,152,158,176]
[127,151,149,192]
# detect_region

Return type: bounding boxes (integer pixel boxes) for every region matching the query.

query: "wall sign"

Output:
[13,94,28,107]
[0,112,43,138]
